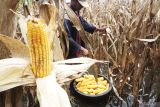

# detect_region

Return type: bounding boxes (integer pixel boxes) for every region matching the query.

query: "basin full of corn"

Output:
[75,74,109,95]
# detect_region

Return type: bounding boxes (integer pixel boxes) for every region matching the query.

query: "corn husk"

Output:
[36,74,71,107]
[0,58,34,92]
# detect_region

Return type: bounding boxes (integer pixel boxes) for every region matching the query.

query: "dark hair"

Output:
[71,0,78,2]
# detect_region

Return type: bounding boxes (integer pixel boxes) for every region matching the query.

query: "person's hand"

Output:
[95,28,106,33]
[80,47,89,56]
[95,28,107,36]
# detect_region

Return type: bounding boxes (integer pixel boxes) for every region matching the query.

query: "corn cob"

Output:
[27,19,51,78]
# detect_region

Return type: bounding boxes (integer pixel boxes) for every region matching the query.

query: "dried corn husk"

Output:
[36,74,71,107]
[0,58,34,92]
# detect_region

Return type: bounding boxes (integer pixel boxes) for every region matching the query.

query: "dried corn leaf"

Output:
[40,2,51,25]
[94,37,118,67]
[134,35,160,42]
[18,16,28,44]
[58,23,69,58]
[0,34,29,59]
[56,1,69,58]
[94,37,108,60]
[107,33,118,60]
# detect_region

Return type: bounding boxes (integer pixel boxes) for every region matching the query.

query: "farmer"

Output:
[64,0,106,59]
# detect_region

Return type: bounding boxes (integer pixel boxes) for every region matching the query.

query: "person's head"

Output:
[70,0,89,11]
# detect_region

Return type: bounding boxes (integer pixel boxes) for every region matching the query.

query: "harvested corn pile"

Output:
[75,74,109,95]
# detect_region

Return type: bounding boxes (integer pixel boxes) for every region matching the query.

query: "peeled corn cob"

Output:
[27,19,51,78]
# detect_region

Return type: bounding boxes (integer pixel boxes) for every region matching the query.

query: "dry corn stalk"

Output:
[27,19,52,78]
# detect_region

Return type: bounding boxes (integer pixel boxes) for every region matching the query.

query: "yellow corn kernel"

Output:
[89,93,95,95]
[87,89,94,93]
[93,89,99,94]
[75,77,84,82]
[86,84,98,89]
[83,91,88,94]
[27,19,51,78]
[98,77,104,81]
[106,83,109,90]
[98,84,106,89]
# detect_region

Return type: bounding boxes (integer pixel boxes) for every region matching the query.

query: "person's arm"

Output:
[80,16,106,33]
[79,16,96,33]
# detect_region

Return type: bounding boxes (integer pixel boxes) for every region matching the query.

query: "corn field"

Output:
[64,0,160,106]
[0,0,160,107]
[82,0,160,106]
